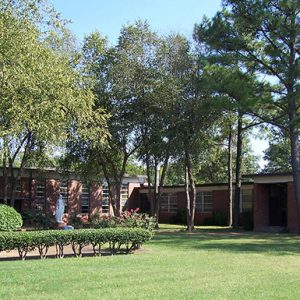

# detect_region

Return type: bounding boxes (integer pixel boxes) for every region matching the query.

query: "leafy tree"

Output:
[0,0,108,206]
[263,129,292,172]
[193,1,300,228]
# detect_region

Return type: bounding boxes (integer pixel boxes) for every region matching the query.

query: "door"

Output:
[269,184,287,226]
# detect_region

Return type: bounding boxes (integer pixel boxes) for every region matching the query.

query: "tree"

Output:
[193,1,300,228]
[263,129,292,172]
[0,0,108,206]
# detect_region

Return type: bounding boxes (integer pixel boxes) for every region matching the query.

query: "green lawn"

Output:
[1,225,300,299]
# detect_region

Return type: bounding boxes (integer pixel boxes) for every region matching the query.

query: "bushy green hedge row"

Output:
[0,228,153,260]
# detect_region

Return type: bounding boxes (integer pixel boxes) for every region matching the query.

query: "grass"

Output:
[1,225,300,299]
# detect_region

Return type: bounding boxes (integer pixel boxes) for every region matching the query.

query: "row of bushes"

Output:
[21,208,156,231]
[0,228,153,260]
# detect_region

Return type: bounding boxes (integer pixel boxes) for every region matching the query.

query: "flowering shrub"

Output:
[118,209,156,231]
[91,215,117,229]
[91,209,155,231]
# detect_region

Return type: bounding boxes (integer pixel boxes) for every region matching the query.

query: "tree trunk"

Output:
[145,152,155,217]
[228,122,233,227]
[185,165,191,231]
[155,152,170,228]
[233,112,243,229]
[185,150,195,232]
[2,136,8,205]
[115,181,122,217]
[288,93,300,233]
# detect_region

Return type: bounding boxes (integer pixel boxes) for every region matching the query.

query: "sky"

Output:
[49,0,222,45]
[49,0,268,168]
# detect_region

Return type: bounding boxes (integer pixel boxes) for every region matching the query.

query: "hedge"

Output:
[0,205,23,231]
[0,228,153,260]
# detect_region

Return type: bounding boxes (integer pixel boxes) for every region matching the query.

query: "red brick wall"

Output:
[253,184,269,229]
[31,179,37,210]
[68,180,81,215]
[46,179,59,214]
[213,190,229,217]
[127,188,140,209]
[90,183,102,217]
[158,190,230,225]
[287,182,299,232]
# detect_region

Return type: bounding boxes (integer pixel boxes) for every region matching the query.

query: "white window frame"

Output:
[36,179,46,210]
[160,193,177,213]
[196,191,213,213]
[102,185,110,214]
[81,183,90,214]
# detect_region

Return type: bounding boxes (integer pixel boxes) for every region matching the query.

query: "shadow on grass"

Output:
[152,228,300,255]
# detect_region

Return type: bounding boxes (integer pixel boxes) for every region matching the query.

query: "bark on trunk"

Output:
[288,90,300,232]
[233,112,243,229]
[289,129,300,233]
[2,137,8,205]
[228,122,233,227]
[185,150,195,232]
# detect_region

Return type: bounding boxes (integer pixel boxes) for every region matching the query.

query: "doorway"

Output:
[269,184,287,227]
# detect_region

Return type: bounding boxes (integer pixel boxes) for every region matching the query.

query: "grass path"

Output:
[0,225,300,299]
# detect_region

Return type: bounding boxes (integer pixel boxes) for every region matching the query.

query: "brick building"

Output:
[0,168,146,219]
[0,169,298,232]
[128,173,299,232]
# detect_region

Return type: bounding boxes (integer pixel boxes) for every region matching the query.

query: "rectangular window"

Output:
[160,193,177,213]
[240,189,253,212]
[60,180,68,212]
[15,179,21,193]
[81,183,90,213]
[36,180,45,210]
[121,183,128,210]
[233,189,253,212]
[196,191,213,212]
[102,185,110,214]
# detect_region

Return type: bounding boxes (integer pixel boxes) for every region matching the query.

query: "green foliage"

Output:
[91,209,156,231]
[263,130,291,172]
[0,228,153,259]
[22,210,52,230]
[67,214,84,229]
[91,215,118,228]
[242,211,253,231]
[171,209,187,225]
[118,209,156,231]
[0,0,108,203]
[0,205,23,231]
[204,211,228,226]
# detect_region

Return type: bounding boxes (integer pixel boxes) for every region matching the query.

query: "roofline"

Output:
[243,171,293,178]
[0,167,146,179]
[138,181,254,190]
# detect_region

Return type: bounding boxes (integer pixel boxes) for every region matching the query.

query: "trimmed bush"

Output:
[0,228,153,260]
[0,205,23,231]
[22,210,52,230]
[204,211,227,226]
[91,209,156,231]
[242,210,253,231]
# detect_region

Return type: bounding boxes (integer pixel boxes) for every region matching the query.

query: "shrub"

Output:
[22,210,52,230]
[68,213,84,229]
[91,215,118,228]
[204,211,228,226]
[0,205,23,231]
[242,210,253,230]
[91,209,156,231]
[171,209,187,225]
[118,209,156,231]
[0,228,153,260]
